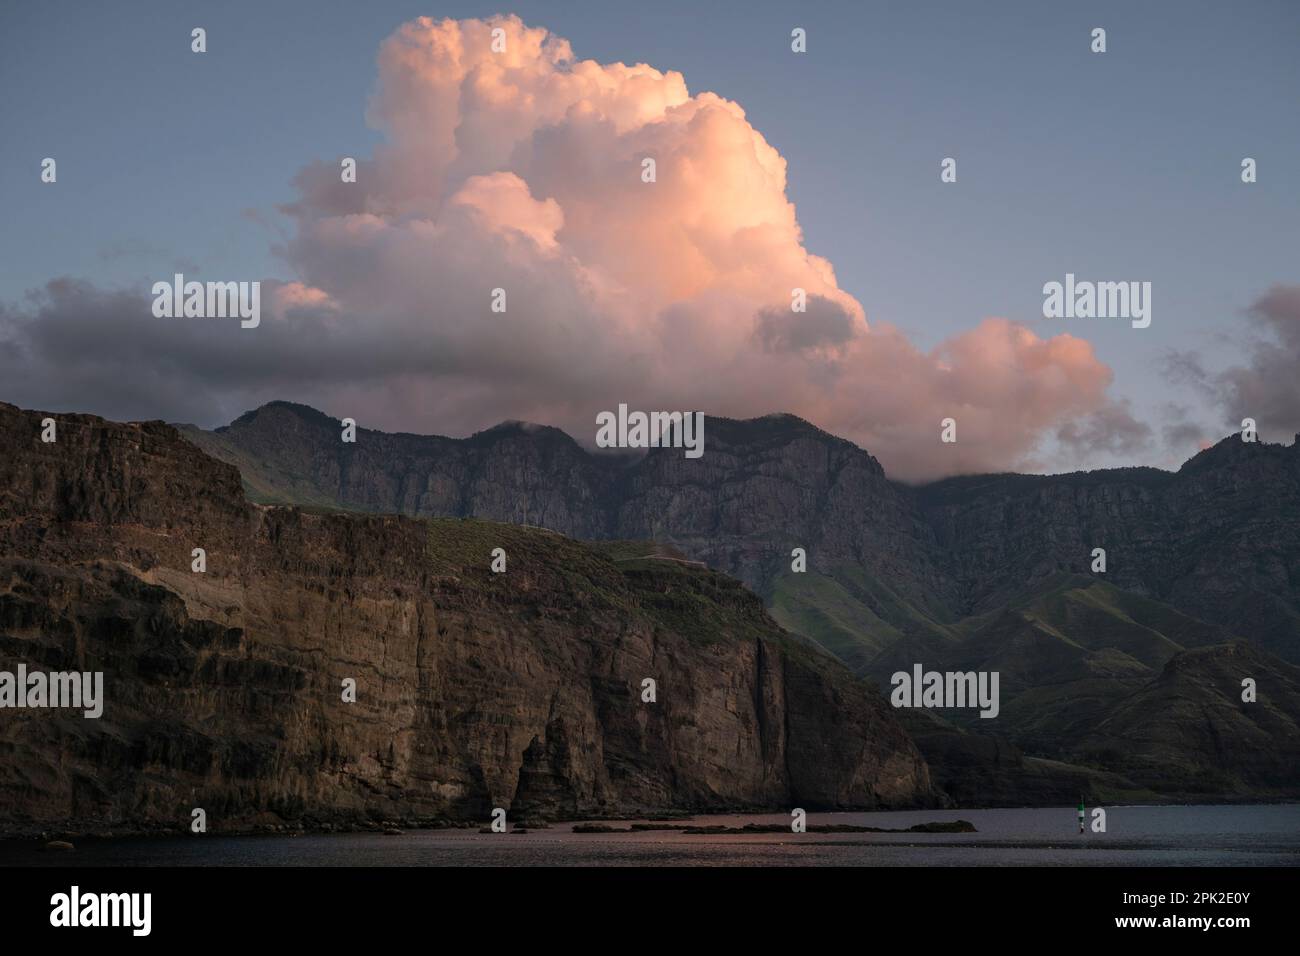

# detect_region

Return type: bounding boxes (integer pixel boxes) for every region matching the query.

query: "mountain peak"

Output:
[473,419,572,440]
[703,411,862,451]
[221,400,340,433]
[1178,431,1293,473]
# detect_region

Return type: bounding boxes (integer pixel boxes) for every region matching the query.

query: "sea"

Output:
[3,804,1298,866]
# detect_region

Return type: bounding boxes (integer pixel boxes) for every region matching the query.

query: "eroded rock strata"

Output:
[0,402,932,836]
[178,402,1300,802]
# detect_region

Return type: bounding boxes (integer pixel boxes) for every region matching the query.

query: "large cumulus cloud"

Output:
[1,14,1133,481]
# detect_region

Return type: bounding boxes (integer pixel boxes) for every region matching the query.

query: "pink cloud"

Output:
[0,14,1131,482]
[273,14,1129,480]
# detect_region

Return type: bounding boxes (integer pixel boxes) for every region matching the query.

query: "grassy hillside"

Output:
[770,568,1300,799]
[767,564,957,675]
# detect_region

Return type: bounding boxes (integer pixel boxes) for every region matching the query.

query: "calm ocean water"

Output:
[3,805,1298,867]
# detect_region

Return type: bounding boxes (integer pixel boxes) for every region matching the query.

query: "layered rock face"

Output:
[916,438,1300,661]
[183,404,959,615]
[0,402,931,836]
[612,415,958,619]
[178,402,1300,802]
[183,403,1300,659]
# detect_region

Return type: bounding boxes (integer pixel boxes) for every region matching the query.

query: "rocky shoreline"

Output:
[8,812,984,849]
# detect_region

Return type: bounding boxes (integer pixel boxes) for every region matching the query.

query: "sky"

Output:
[1,0,1297,481]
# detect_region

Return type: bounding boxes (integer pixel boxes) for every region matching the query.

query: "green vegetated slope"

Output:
[767,565,958,675]
[774,565,1300,802]
[178,414,350,508]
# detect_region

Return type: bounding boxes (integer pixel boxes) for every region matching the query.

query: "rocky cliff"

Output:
[182,403,1300,662]
[0,402,933,837]
[916,437,1300,662]
[183,404,959,615]
[177,402,1300,802]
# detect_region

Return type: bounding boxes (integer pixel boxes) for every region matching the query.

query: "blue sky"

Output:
[2,0,1297,474]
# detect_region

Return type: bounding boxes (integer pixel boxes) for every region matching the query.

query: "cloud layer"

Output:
[2,14,1139,481]
[1218,286,1300,441]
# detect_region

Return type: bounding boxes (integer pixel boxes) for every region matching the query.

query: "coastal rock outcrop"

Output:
[0,402,932,836]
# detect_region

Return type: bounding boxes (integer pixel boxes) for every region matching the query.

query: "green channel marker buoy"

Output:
[1078,798,1085,833]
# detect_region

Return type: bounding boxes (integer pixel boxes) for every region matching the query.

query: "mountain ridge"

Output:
[0,400,935,836]
[175,400,1300,643]
[6,398,1297,810]
[170,399,1300,803]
